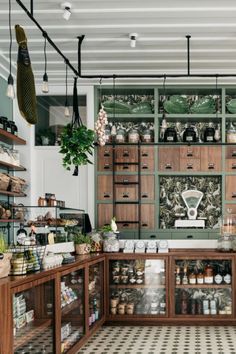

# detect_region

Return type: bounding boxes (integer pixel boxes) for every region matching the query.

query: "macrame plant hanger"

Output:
[72,76,82,176]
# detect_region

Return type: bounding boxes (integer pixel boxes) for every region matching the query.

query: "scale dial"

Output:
[147,240,156,249]
[158,240,168,249]
[136,240,145,249]
[125,240,135,249]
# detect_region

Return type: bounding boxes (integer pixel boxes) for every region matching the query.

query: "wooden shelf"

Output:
[110,284,165,289]
[0,218,23,223]
[61,300,79,316]
[14,319,52,351]
[0,160,26,171]
[0,129,26,145]
[175,284,232,289]
[0,190,26,197]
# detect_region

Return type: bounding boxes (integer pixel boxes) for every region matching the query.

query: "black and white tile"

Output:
[78,326,236,354]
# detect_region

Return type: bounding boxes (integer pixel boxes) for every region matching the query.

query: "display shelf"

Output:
[0,218,23,223]
[107,114,155,120]
[61,301,80,316]
[0,160,26,171]
[0,190,26,197]
[175,284,231,289]
[110,284,166,289]
[161,114,222,119]
[0,128,26,145]
[14,319,52,351]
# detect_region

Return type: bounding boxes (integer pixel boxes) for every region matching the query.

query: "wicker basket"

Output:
[9,176,27,194]
[0,173,10,191]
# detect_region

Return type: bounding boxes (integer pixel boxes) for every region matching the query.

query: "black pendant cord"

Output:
[8,0,12,77]
[112,75,116,120]
[43,36,47,76]
[72,77,82,128]
[162,74,166,119]
[216,74,219,118]
[65,63,68,106]
[99,77,102,108]
[14,0,236,79]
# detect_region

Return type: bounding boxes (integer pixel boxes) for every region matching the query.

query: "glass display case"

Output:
[88,261,104,328]
[173,257,233,317]
[13,278,55,353]
[60,268,85,353]
[108,258,167,316]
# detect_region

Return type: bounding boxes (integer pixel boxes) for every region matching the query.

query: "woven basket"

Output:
[9,176,27,194]
[0,173,10,191]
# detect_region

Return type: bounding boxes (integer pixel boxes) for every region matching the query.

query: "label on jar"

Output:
[189,277,196,285]
[227,133,236,143]
[223,274,231,284]
[167,136,174,141]
[197,277,204,284]
[214,274,223,284]
[129,133,139,143]
[204,276,214,284]
[206,136,214,141]
[7,127,11,133]
[116,134,125,143]
[186,136,193,141]
[0,123,3,129]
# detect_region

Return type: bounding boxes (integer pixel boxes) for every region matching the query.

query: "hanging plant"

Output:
[60,77,95,172]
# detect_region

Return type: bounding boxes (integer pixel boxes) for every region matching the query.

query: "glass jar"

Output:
[217,235,232,252]
[9,121,18,135]
[204,122,215,143]
[183,126,197,143]
[103,232,119,252]
[128,128,139,143]
[227,121,236,143]
[6,120,12,134]
[141,128,153,143]
[163,127,177,142]
[115,127,126,143]
[0,116,8,130]
[104,125,112,143]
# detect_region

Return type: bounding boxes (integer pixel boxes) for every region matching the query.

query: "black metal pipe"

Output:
[186,35,191,76]
[30,0,33,16]
[15,0,79,76]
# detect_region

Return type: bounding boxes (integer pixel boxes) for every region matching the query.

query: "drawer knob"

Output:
[232,193,236,198]
[104,164,110,169]
[232,164,236,169]
[142,164,148,169]
[187,150,193,157]
[123,179,129,183]
[187,163,193,169]
[122,223,129,227]
[187,235,193,239]
[142,193,148,198]
[165,163,172,169]
[122,193,129,198]
[150,235,156,239]
[123,150,129,157]
[142,223,148,227]
[232,150,236,157]
[104,150,110,157]
[142,152,148,157]
[103,193,111,198]
[208,163,215,169]
[123,165,129,170]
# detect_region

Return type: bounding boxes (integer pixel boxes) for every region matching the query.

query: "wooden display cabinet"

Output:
[158,147,180,171]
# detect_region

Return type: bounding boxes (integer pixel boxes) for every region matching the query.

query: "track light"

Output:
[6,0,15,99]
[61,2,72,21]
[42,36,49,93]
[129,33,138,48]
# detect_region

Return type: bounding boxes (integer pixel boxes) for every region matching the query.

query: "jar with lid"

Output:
[104,125,112,143]
[183,125,197,143]
[115,127,126,143]
[6,120,12,134]
[226,121,236,143]
[38,197,47,207]
[163,127,177,143]
[204,122,215,143]
[204,264,214,284]
[9,121,18,136]
[141,127,153,143]
[103,232,119,252]
[0,116,8,130]
[128,128,140,143]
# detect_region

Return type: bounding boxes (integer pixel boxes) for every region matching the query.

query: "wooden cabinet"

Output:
[97,146,113,171]
[140,146,155,172]
[97,204,113,227]
[225,176,236,201]
[200,146,222,171]
[158,147,180,171]
[141,175,155,200]
[141,204,155,229]
[97,175,113,200]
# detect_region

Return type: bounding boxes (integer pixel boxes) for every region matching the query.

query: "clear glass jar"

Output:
[103,232,119,252]
[227,121,236,143]
[141,128,152,143]
[104,125,112,143]
[128,128,140,143]
[115,127,126,143]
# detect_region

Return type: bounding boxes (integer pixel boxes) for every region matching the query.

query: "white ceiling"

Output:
[1,0,236,85]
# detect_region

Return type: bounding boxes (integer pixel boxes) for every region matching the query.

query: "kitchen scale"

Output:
[175,189,205,228]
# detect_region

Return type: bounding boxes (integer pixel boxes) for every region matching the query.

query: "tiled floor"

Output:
[78,325,236,354]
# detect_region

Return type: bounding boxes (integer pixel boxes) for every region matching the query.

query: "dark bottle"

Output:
[223,262,232,285]
[204,122,215,143]
[183,125,197,143]
[214,264,223,285]
[190,298,196,315]
[163,127,177,143]
[180,290,188,315]
[16,223,27,237]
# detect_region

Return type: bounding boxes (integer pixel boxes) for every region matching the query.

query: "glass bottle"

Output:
[163,126,177,143]
[226,121,236,143]
[180,290,188,315]
[214,264,223,285]
[204,122,215,142]
[188,270,197,285]
[204,263,214,284]
[223,262,232,285]
[128,127,140,143]
[175,266,181,285]
[182,266,188,285]
[183,124,197,143]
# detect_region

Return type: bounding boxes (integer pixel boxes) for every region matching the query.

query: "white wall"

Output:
[14,85,95,227]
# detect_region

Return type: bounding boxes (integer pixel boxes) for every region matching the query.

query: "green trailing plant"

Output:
[59,77,95,172]
[100,224,112,233]
[0,233,7,253]
[73,232,91,245]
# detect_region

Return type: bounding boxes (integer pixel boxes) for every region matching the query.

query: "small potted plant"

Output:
[73,232,91,255]
[0,233,12,278]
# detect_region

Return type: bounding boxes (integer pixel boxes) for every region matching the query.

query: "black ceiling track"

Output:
[15,0,236,80]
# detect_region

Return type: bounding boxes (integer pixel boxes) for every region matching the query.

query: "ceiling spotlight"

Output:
[61,2,72,20]
[129,33,138,48]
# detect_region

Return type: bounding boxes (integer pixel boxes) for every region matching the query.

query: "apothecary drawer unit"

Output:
[107,254,168,322]
[170,254,235,321]
[11,275,56,354]
[60,266,85,353]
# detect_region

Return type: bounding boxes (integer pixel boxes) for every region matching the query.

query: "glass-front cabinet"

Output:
[108,256,167,317]
[12,277,55,354]
[88,261,104,328]
[172,256,234,318]
[60,267,85,353]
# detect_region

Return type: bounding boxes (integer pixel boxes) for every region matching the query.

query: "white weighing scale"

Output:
[175,189,205,228]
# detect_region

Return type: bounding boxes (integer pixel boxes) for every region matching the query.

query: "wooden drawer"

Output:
[115,163,138,172]
[140,146,155,172]
[226,146,236,159]
[115,204,138,229]
[225,159,236,172]
[172,232,209,240]
[225,176,236,200]
[140,232,159,240]
[158,147,180,171]
[97,175,113,200]
[141,175,155,200]
[180,146,200,159]
[141,204,155,229]
[97,204,113,228]
[115,146,138,162]
[97,146,113,171]
[180,158,200,172]
[224,204,236,214]
[115,185,138,201]
[140,146,155,159]
[200,146,222,172]
[115,175,138,183]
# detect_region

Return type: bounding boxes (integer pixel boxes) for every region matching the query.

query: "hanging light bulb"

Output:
[64,63,70,117]
[129,33,138,48]
[42,36,49,93]
[6,0,15,99]
[61,2,72,21]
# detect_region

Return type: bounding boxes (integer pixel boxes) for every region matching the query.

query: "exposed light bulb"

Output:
[42,72,49,93]
[129,33,138,48]
[64,104,70,117]
[61,2,72,20]
[6,74,15,99]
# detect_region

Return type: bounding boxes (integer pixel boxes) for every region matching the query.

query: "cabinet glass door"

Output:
[109,259,167,316]
[174,258,233,316]
[60,269,85,353]
[88,261,104,328]
[13,279,55,353]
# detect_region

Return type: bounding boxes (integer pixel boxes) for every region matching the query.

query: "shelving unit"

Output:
[95,85,236,240]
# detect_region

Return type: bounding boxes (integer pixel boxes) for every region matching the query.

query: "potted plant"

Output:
[73,232,91,255]
[0,233,12,278]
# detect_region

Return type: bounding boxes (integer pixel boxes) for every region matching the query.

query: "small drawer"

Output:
[115,205,138,227]
[140,159,154,172]
[141,175,155,200]
[225,176,236,201]
[180,158,200,172]
[97,204,113,228]
[171,232,209,240]
[180,146,200,159]
[115,164,138,172]
[115,186,138,201]
[225,159,236,172]
[115,175,138,184]
[141,204,155,230]
[98,157,113,171]
[226,146,236,159]
[115,146,138,162]
[200,146,222,172]
[158,147,180,171]
[97,175,113,200]
[98,146,113,158]
[140,146,155,159]
[140,232,159,240]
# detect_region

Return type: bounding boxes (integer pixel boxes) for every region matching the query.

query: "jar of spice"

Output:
[128,128,140,143]
[141,127,153,143]
[115,127,126,143]
[204,264,214,284]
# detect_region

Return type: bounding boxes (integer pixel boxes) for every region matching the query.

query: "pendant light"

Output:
[64,63,70,117]
[6,0,15,99]
[42,36,49,93]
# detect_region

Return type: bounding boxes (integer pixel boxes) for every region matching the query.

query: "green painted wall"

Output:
[0,76,13,119]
